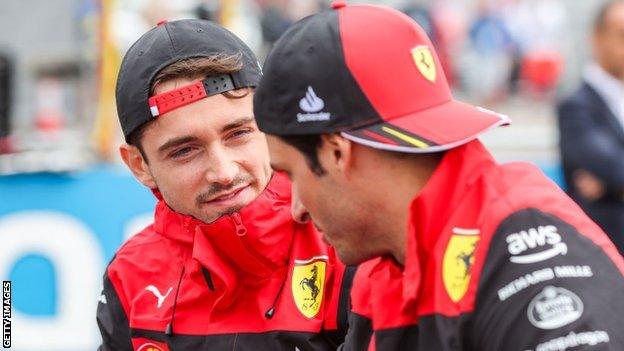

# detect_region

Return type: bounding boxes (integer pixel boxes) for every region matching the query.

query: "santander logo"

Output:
[299,86,325,113]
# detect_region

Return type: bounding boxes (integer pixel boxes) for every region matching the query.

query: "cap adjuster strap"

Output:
[148,74,236,117]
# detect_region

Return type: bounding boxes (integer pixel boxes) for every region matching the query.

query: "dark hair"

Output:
[277,134,327,176]
[595,1,624,31]
[127,54,249,162]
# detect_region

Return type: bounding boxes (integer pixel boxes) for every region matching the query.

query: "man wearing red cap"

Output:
[96,19,352,350]
[253,3,624,350]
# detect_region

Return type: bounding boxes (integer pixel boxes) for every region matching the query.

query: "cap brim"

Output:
[341,99,511,153]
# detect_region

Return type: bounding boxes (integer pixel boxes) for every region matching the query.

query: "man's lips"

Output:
[204,185,249,203]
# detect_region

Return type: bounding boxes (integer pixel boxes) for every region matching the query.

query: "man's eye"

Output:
[229,128,253,139]
[171,147,193,159]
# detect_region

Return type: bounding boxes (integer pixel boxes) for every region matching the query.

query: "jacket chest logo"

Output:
[292,256,327,318]
[144,285,173,309]
[442,228,480,303]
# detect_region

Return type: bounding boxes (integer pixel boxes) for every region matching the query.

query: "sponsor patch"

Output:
[292,256,327,318]
[527,330,610,351]
[506,225,567,264]
[144,285,173,309]
[443,228,480,302]
[527,286,583,330]
[132,338,170,351]
[497,265,593,301]
[297,87,330,122]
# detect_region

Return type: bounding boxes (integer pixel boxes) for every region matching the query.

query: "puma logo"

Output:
[145,285,173,309]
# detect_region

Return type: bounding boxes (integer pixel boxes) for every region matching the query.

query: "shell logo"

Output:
[137,343,166,351]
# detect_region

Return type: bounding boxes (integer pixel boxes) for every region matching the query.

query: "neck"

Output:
[364,152,441,265]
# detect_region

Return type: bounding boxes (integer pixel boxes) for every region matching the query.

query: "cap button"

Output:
[157,19,168,26]
[331,1,346,9]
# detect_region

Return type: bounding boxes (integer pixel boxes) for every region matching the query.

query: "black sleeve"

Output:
[325,265,357,347]
[96,268,134,351]
[339,311,373,351]
[470,208,624,351]
[557,98,624,192]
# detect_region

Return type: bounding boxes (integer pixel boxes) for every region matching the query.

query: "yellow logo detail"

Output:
[292,259,326,318]
[411,46,437,82]
[442,228,480,303]
[137,344,164,351]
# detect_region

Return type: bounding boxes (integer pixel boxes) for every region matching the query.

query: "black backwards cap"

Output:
[116,19,262,142]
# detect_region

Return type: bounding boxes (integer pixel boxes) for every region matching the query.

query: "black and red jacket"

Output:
[97,173,352,351]
[342,140,624,351]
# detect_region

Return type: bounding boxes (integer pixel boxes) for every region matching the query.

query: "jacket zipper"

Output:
[231,213,247,236]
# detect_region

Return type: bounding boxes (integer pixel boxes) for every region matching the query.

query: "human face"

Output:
[122,78,272,224]
[595,3,624,80]
[266,134,387,265]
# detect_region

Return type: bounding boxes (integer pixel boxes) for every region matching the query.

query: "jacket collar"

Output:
[402,140,497,302]
[152,172,294,278]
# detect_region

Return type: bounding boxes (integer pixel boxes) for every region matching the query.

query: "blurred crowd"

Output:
[0,0,622,246]
[0,0,599,163]
[113,0,573,103]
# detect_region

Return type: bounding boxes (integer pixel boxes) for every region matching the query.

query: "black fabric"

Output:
[202,74,235,97]
[324,265,357,347]
[341,208,624,351]
[470,208,624,351]
[338,312,373,351]
[201,266,215,291]
[253,9,381,136]
[116,19,262,141]
[557,82,624,253]
[337,266,356,334]
[374,324,421,350]
[130,328,341,351]
[96,264,134,351]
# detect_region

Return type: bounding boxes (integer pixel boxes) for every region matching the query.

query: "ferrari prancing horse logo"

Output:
[442,228,480,303]
[292,256,327,318]
[411,46,437,82]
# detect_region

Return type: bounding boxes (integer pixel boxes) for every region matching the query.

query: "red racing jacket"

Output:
[342,140,624,351]
[97,173,352,351]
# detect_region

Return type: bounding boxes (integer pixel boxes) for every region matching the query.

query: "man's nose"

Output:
[291,187,311,224]
[206,150,239,185]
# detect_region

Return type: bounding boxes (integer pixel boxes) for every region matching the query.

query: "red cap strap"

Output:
[147,74,236,117]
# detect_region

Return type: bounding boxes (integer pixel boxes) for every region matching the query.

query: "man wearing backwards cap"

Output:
[254,3,624,350]
[96,19,352,351]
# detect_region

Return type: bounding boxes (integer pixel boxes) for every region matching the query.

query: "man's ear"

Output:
[119,143,157,189]
[319,133,354,176]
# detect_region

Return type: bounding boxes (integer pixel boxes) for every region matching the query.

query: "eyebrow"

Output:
[156,117,256,154]
[157,135,198,153]
[222,116,256,133]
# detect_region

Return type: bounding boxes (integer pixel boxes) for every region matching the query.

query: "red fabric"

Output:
[350,140,624,332]
[338,4,508,149]
[107,173,346,335]
[340,5,450,120]
[148,80,207,116]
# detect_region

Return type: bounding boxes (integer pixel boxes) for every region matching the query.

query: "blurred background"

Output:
[0,0,616,349]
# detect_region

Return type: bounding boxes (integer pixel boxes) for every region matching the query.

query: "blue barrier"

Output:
[0,166,155,350]
[0,162,565,349]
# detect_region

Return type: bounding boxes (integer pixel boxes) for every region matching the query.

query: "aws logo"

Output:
[506,225,568,264]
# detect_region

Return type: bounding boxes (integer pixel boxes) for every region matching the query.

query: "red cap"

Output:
[254,4,510,153]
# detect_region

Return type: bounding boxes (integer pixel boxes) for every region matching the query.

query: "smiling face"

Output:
[121,79,272,223]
